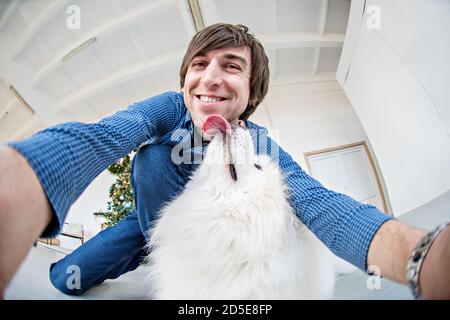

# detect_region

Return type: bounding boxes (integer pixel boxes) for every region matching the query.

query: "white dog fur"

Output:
[145,123,340,299]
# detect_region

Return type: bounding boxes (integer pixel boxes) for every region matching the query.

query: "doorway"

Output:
[304,141,388,214]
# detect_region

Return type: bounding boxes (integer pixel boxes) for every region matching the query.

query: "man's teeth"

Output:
[199,96,224,103]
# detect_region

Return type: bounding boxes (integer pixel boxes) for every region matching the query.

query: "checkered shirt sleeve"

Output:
[7,91,184,237]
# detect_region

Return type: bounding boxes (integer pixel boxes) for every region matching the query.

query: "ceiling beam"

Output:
[312,48,322,76]
[267,77,342,99]
[312,0,329,75]
[318,0,329,35]
[259,32,344,50]
[11,0,69,59]
[31,0,177,86]
[270,0,278,79]
[110,1,147,62]
[270,71,336,87]
[55,49,185,112]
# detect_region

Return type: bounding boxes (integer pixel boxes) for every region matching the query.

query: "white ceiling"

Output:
[0,0,350,143]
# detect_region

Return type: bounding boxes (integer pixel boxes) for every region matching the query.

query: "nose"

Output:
[201,62,223,88]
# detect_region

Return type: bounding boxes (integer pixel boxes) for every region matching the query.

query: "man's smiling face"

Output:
[182,46,252,130]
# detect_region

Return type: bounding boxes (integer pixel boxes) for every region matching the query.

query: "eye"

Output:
[229,163,238,181]
[227,64,241,70]
[192,61,206,68]
[254,164,262,170]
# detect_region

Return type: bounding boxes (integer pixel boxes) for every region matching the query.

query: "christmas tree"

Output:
[94,153,135,228]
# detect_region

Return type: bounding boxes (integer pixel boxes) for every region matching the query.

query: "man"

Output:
[0,24,448,299]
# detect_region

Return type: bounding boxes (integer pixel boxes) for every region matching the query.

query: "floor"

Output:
[5,190,450,300]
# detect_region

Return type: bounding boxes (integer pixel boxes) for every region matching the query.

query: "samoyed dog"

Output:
[145,115,341,299]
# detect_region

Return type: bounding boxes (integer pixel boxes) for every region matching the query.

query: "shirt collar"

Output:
[182,110,194,134]
[179,91,194,135]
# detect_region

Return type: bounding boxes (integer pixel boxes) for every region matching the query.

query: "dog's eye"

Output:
[229,163,238,181]
[254,164,262,170]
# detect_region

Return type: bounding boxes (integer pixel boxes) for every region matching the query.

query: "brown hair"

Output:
[180,23,270,120]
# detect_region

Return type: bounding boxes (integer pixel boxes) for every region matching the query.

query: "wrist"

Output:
[397,224,425,284]
[368,220,425,284]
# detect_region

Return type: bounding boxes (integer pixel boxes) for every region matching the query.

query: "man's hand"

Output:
[0,146,52,298]
[368,219,450,299]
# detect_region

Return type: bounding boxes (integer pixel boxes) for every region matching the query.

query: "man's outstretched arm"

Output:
[0,91,186,298]
[247,120,450,299]
[0,147,52,298]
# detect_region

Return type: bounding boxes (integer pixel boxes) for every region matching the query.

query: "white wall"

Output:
[252,81,371,170]
[337,0,450,216]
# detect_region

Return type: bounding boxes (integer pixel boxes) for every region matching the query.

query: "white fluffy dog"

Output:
[145,118,337,299]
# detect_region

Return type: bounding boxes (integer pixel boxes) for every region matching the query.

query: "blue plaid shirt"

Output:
[8,91,391,271]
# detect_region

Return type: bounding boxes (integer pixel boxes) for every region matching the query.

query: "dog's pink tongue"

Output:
[202,114,231,135]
